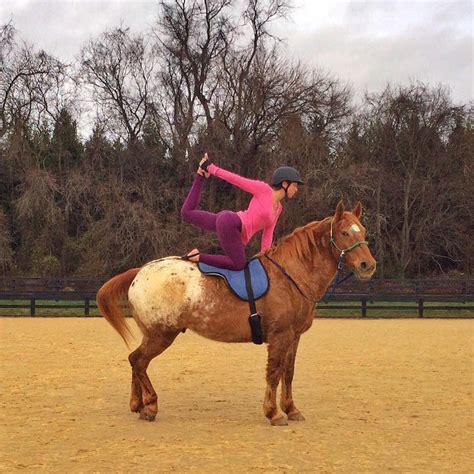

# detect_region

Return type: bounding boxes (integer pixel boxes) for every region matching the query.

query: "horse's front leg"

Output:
[263,331,294,426]
[280,335,305,421]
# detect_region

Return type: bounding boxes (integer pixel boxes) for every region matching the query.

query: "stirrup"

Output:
[181,251,200,261]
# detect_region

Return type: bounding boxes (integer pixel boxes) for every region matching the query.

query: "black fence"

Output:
[0,277,473,318]
[0,277,103,316]
[318,278,474,317]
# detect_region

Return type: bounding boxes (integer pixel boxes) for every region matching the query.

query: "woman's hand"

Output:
[198,152,210,178]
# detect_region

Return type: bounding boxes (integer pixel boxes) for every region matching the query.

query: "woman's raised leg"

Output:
[181,174,217,232]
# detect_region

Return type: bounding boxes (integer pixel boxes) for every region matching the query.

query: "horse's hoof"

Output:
[130,400,142,413]
[270,415,288,426]
[139,407,156,422]
[288,411,305,421]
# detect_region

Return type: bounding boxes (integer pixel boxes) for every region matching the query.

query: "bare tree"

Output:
[79,27,156,144]
[154,1,289,156]
[218,0,291,151]
[358,83,468,277]
[157,0,233,125]
[1,22,69,138]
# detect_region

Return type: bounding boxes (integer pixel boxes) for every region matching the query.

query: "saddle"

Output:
[197,258,269,345]
[197,258,269,301]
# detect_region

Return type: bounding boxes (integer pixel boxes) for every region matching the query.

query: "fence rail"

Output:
[0,297,98,316]
[0,277,473,318]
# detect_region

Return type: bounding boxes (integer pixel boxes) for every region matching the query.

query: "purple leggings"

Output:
[181,175,246,270]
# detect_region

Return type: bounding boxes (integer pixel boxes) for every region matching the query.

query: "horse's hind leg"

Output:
[128,359,143,413]
[280,335,305,421]
[129,327,180,421]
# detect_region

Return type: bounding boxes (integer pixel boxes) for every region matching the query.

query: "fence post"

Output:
[415,281,421,296]
[30,298,36,316]
[361,298,367,317]
[84,299,90,317]
[418,298,424,318]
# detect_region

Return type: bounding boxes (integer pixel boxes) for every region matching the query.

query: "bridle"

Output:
[264,218,369,303]
[327,218,368,297]
[329,218,368,257]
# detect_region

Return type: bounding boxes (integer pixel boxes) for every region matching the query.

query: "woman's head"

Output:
[271,166,304,198]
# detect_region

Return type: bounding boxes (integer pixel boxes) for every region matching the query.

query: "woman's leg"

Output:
[180,174,217,232]
[199,211,246,270]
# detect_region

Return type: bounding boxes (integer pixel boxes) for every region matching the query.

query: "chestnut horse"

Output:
[97,200,376,425]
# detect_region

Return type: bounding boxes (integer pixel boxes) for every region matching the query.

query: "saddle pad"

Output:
[197,258,269,301]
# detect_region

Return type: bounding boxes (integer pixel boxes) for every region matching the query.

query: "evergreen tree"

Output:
[50,108,83,172]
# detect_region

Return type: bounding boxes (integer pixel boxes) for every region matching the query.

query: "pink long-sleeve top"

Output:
[207,164,282,251]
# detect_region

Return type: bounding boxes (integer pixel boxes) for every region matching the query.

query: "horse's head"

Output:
[330,200,376,280]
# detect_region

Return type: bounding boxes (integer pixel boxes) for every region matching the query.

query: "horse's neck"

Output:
[271,219,338,301]
[310,220,339,298]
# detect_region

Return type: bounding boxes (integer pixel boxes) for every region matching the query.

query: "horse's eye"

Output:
[342,231,349,237]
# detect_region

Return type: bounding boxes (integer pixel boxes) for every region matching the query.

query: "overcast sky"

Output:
[2,0,472,105]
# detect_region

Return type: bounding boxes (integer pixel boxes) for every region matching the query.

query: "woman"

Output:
[181,153,304,270]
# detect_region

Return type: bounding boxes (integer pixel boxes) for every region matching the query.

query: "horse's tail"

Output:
[96,268,140,347]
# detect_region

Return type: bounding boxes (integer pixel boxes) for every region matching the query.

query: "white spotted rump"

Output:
[128,257,204,329]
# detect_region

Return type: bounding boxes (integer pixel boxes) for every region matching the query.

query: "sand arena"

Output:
[1,318,472,472]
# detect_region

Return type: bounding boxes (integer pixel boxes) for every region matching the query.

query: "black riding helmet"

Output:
[271,166,304,187]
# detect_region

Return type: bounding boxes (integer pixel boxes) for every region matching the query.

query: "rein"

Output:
[264,254,317,303]
[265,219,369,303]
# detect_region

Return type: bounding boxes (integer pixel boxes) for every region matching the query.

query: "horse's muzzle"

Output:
[355,260,376,279]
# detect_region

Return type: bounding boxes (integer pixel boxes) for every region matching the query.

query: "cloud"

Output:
[1,0,159,60]
[274,0,472,104]
[2,0,472,104]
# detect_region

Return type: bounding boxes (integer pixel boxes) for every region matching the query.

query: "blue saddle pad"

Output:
[197,258,269,301]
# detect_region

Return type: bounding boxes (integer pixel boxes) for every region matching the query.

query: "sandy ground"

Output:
[1,318,473,473]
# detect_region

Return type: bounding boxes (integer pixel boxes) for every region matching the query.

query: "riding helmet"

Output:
[271,166,304,186]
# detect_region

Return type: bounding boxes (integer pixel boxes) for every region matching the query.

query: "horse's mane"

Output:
[265,216,332,261]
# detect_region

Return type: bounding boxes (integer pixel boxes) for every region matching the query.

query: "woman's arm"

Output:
[260,206,282,251]
[261,220,277,252]
[206,163,267,195]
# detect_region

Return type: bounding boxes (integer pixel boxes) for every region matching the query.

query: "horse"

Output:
[97,200,376,426]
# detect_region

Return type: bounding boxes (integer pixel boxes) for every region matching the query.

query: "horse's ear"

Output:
[334,200,345,222]
[353,201,362,219]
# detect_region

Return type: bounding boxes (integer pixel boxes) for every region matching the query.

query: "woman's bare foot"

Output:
[186,248,200,262]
